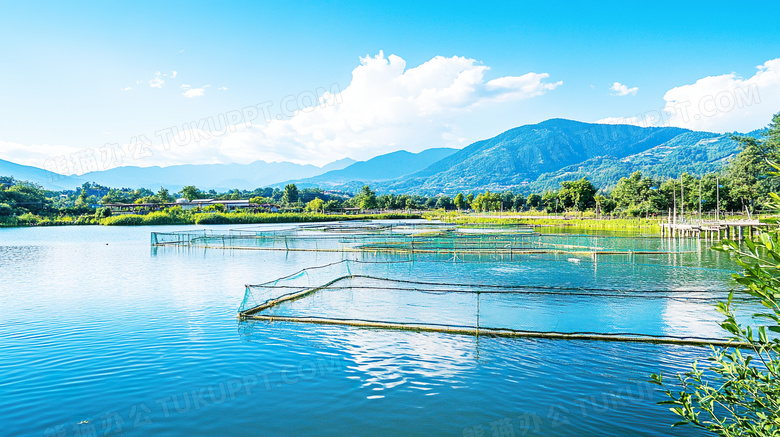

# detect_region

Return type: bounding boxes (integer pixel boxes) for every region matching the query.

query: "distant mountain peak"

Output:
[534,117,586,127]
[281,147,459,189]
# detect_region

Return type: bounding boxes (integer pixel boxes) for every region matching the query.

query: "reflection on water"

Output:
[0,223,742,436]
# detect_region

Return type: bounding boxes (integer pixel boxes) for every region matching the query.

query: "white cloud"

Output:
[175,52,561,165]
[661,58,780,132]
[148,71,164,88]
[598,58,780,133]
[596,116,647,127]
[485,73,562,102]
[121,87,132,91]
[146,71,178,88]
[182,85,209,98]
[182,88,205,98]
[610,82,638,96]
[218,86,228,91]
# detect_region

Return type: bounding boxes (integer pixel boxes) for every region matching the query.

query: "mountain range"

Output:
[74,157,356,192]
[284,148,458,192]
[374,119,752,195]
[0,159,83,191]
[0,119,757,194]
[0,157,355,192]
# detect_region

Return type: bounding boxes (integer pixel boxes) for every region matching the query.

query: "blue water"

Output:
[0,224,742,436]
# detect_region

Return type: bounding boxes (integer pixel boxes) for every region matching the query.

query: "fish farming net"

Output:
[151,222,450,247]
[152,223,699,256]
[238,259,763,347]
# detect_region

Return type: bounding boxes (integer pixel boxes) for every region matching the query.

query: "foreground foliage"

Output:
[651,210,780,435]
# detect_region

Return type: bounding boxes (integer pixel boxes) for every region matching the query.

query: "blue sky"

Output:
[1,0,779,172]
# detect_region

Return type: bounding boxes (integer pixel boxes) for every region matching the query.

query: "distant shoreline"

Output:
[0,212,423,228]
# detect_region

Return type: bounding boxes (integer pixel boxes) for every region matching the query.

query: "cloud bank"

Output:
[189,52,562,166]
[662,58,779,132]
[599,58,780,132]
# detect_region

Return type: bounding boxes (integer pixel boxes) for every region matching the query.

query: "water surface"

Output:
[0,224,743,436]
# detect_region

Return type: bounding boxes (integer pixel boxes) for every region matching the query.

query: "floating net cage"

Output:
[238,259,761,348]
[151,222,700,256]
[150,222,756,346]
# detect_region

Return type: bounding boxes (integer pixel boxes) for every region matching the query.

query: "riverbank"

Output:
[4,208,771,230]
[423,211,776,232]
[423,211,663,231]
[0,211,422,227]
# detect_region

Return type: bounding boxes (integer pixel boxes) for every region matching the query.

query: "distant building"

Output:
[106,198,255,213]
[260,203,280,212]
[180,199,251,211]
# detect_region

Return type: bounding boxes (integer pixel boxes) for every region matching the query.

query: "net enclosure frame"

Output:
[152,222,699,256]
[238,259,752,348]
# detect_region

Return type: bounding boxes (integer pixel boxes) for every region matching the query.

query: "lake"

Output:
[0,223,746,436]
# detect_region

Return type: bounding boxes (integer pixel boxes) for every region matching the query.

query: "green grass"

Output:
[1,210,423,227]
[100,211,191,226]
[2,210,423,227]
[96,211,422,226]
[423,211,663,230]
[5,207,765,229]
[0,214,98,227]
[189,212,420,225]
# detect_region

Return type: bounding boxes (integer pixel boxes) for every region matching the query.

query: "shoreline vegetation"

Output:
[1,208,770,231]
[423,211,775,230]
[0,211,423,227]
[0,183,774,230]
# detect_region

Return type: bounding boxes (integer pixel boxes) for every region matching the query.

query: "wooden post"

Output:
[716,176,720,222]
[699,179,702,225]
[681,181,684,223]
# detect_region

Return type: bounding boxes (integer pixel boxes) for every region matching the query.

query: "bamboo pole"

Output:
[241,314,751,348]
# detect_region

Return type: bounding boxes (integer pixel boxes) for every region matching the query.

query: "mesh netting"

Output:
[150,222,757,346]
[238,259,760,347]
[152,223,699,256]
